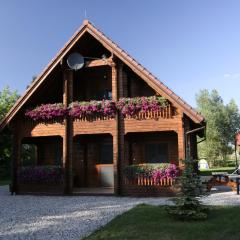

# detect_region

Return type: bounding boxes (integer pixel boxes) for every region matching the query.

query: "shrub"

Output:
[18,165,64,184]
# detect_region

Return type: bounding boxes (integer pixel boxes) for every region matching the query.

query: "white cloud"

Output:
[224,73,240,79]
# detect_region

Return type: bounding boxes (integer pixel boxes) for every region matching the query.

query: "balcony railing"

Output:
[24,96,175,123]
[73,114,115,122]
[124,176,174,187]
[125,105,173,120]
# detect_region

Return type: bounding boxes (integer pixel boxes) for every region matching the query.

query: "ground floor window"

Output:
[146,143,168,163]
[99,143,113,164]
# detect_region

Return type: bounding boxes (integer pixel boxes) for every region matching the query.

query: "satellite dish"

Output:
[67,53,84,70]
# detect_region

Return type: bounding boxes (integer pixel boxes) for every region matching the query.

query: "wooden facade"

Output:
[0,20,205,196]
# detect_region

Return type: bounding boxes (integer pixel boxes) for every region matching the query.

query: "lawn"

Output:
[84,204,240,240]
[0,179,10,186]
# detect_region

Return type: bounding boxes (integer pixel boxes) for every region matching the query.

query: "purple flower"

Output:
[18,166,63,184]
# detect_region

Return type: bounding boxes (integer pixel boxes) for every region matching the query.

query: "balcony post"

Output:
[117,63,125,195]
[11,122,21,194]
[112,61,125,195]
[111,62,119,194]
[63,69,73,194]
[177,112,186,168]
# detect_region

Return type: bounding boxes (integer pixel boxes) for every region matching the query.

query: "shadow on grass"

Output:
[84,204,240,240]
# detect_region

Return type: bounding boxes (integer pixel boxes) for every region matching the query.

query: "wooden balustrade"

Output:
[73,114,115,122]
[23,118,65,126]
[125,105,173,120]
[124,175,173,187]
[24,104,173,124]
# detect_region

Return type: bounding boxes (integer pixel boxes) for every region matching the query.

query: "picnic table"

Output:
[227,174,240,195]
[207,172,240,195]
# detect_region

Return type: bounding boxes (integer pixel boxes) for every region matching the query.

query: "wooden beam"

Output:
[177,112,186,168]
[11,123,21,194]
[63,70,73,194]
[85,58,113,68]
[112,63,120,195]
[117,63,125,195]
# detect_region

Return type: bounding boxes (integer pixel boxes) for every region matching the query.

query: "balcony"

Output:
[23,96,177,135]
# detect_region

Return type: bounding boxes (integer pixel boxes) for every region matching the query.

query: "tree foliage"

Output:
[0,86,19,179]
[196,89,240,164]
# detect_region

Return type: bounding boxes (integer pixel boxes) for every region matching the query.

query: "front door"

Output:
[96,143,114,187]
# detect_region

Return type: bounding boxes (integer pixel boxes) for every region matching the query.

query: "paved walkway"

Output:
[0,185,240,240]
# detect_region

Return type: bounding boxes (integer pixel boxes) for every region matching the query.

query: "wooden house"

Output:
[0,20,205,196]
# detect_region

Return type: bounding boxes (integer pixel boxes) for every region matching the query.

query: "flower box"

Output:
[25,96,169,121]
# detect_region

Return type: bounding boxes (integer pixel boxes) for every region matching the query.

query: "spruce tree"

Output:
[166,157,209,220]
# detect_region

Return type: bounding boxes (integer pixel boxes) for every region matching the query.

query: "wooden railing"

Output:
[24,105,174,124]
[73,115,115,122]
[23,118,65,126]
[125,105,173,120]
[124,176,173,187]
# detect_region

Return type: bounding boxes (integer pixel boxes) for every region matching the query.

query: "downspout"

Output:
[185,125,206,159]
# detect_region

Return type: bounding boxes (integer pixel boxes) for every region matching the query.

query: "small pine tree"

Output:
[166,157,209,220]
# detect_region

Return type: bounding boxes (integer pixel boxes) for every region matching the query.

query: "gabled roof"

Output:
[0,20,204,131]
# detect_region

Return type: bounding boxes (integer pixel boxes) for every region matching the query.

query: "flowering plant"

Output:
[152,164,179,182]
[25,103,67,121]
[117,96,168,117]
[68,100,117,119]
[25,96,168,121]
[124,163,179,181]
[18,165,64,184]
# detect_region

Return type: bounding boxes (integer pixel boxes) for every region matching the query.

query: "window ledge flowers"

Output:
[25,96,169,121]
[18,166,64,185]
[123,163,179,182]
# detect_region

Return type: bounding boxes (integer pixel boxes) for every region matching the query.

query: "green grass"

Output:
[84,204,240,240]
[200,167,235,176]
[0,179,10,186]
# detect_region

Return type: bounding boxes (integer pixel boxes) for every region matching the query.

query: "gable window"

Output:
[146,143,169,163]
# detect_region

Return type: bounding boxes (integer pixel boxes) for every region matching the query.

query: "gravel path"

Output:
[0,186,171,240]
[1,185,240,240]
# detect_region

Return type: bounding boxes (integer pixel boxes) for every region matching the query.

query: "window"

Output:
[95,90,112,100]
[100,143,113,164]
[146,143,168,163]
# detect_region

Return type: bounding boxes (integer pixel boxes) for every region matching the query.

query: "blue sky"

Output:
[0,0,240,107]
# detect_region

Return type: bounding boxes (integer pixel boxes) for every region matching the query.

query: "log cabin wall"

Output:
[2,20,205,196]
